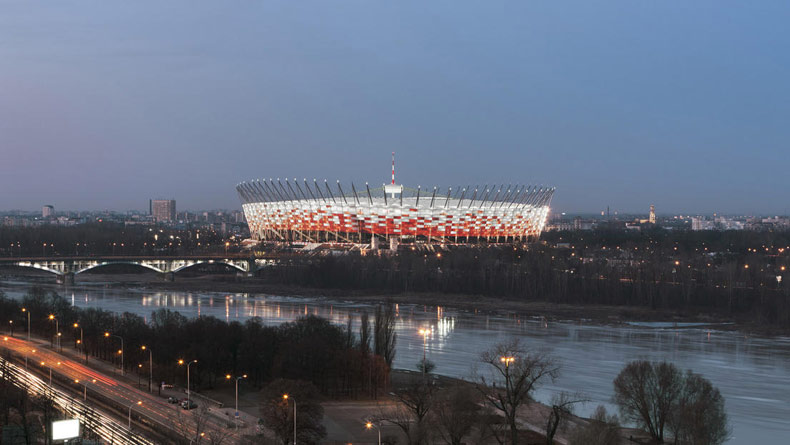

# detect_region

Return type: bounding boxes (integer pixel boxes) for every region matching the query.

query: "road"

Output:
[1,334,236,443]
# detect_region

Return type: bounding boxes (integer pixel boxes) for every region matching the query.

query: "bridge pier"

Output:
[57,273,75,286]
[161,272,175,282]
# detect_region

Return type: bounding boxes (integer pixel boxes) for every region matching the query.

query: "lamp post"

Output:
[141,346,153,393]
[25,348,36,370]
[365,421,381,445]
[283,394,296,445]
[105,332,124,375]
[418,328,431,376]
[73,323,83,351]
[179,359,198,407]
[75,379,95,401]
[21,308,30,341]
[226,374,247,429]
[41,361,61,390]
[48,315,59,350]
[8,320,13,337]
[128,400,142,428]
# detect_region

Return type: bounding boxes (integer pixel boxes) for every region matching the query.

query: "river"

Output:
[2,279,788,443]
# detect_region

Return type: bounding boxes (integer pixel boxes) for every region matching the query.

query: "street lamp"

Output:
[73,323,83,351]
[25,348,36,370]
[128,400,142,429]
[283,394,296,445]
[365,421,381,445]
[48,315,59,350]
[500,356,515,368]
[8,320,13,337]
[179,359,198,407]
[226,374,247,429]
[75,378,96,401]
[21,308,30,341]
[41,361,61,388]
[418,328,431,376]
[105,332,124,375]
[141,345,153,393]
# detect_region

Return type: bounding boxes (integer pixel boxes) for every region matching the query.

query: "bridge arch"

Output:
[74,261,166,275]
[9,262,64,275]
[171,260,247,274]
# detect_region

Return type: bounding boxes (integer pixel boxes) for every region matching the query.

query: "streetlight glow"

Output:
[500,356,515,367]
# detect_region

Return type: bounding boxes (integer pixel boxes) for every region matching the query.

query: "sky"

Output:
[1,1,788,214]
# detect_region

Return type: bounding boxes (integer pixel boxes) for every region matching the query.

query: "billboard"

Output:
[52,419,80,441]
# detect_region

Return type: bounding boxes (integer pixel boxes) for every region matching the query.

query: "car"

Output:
[180,400,197,410]
[167,397,180,404]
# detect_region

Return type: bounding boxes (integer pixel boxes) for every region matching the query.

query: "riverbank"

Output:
[89,272,783,335]
[1,268,780,335]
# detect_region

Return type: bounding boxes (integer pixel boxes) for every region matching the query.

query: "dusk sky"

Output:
[1,1,788,214]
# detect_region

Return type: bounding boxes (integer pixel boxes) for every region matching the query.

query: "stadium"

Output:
[236,159,554,247]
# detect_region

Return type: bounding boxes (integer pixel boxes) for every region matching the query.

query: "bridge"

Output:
[0,255,275,284]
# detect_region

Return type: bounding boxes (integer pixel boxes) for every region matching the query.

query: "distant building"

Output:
[42,205,54,218]
[691,217,714,231]
[574,217,596,231]
[649,205,656,224]
[151,199,176,222]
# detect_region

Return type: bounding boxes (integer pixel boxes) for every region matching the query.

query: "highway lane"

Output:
[1,335,228,442]
[0,354,154,444]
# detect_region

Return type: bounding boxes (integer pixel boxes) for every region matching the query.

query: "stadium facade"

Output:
[237,181,553,247]
[237,158,553,246]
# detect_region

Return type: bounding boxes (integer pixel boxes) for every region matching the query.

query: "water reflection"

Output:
[3,280,789,443]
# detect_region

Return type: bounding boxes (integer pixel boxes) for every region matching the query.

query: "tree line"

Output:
[0,223,229,257]
[0,287,396,398]
[260,228,790,328]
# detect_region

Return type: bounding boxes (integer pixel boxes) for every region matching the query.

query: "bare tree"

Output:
[476,339,560,445]
[259,379,326,445]
[545,392,587,444]
[568,405,620,445]
[668,371,731,445]
[613,360,683,442]
[383,378,437,445]
[431,384,482,445]
[374,303,397,368]
[205,425,238,445]
[169,403,211,444]
[359,312,371,356]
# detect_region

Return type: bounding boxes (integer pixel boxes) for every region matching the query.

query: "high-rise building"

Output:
[42,205,54,218]
[151,199,176,222]
[649,204,656,224]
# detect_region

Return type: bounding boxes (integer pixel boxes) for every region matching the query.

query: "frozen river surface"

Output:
[3,280,789,443]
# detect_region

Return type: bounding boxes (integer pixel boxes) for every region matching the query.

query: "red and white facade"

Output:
[237,180,554,244]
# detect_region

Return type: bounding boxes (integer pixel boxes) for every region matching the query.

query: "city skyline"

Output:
[2,1,789,214]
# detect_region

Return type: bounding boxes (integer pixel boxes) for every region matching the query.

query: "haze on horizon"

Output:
[1,1,788,215]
